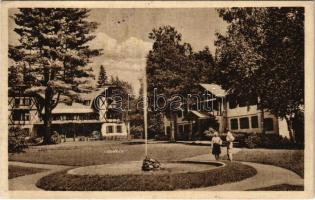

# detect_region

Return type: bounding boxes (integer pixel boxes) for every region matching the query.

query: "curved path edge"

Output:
[9,151,304,191]
[181,154,304,191]
[9,161,71,191]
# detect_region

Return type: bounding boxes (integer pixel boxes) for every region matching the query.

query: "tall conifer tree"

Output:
[9,8,102,143]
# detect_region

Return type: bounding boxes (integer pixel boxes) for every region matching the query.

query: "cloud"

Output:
[90,32,152,95]
[91,32,152,60]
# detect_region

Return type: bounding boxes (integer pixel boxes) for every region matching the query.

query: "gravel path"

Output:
[181,154,304,191]
[9,161,71,191]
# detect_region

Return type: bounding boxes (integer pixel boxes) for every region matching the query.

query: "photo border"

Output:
[0,1,314,199]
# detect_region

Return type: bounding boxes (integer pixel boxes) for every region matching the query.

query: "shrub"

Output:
[50,131,61,144]
[130,126,143,139]
[91,131,101,140]
[28,136,44,145]
[154,134,168,141]
[8,126,28,153]
[244,134,261,149]
[232,132,247,147]
[231,132,295,149]
[260,134,293,149]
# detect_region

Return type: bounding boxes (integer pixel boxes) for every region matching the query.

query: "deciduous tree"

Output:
[215,8,304,141]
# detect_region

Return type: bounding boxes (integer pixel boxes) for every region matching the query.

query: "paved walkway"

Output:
[181,154,304,191]
[9,150,304,191]
[9,161,71,191]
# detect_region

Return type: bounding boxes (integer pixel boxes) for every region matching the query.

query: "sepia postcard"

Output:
[0,1,314,199]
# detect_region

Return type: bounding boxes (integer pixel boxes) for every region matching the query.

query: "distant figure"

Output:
[211,132,222,160]
[226,129,235,161]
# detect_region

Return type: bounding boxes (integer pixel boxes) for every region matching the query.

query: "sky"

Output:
[8,8,228,96]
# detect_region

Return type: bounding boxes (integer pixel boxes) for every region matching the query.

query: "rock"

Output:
[142,157,161,171]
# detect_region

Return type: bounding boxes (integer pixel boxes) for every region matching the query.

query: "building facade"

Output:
[164,83,286,140]
[8,85,129,139]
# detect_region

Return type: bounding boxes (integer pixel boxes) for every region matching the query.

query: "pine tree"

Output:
[9,8,102,144]
[97,65,107,88]
[8,65,22,88]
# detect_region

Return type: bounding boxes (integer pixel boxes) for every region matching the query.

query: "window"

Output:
[178,111,182,118]
[229,98,237,109]
[213,100,218,111]
[166,126,171,135]
[264,118,274,131]
[12,111,21,121]
[12,110,30,121]
[14,98,20,107]
[84,100,91,106]
[22,98,31,106]
[230,118,238,130]
[116,125,122,133]
[248,97,258,105]
[240,117,249,129]
[24,113,30,121]
[107,126,113,133]
[178,125,184,134]
[251,116,259,128]
[184,124,190,133]
[238,97,247,107]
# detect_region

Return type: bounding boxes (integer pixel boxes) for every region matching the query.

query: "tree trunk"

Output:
[260,109,265,134]
[284,115,295,143]
[43,86,53,144]
[170,112,177,142]
[259,97,265,134]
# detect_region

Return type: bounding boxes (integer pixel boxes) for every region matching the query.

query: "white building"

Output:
[163,83,289,140]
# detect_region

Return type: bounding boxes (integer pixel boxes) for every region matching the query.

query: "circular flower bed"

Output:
[36,161,256,191]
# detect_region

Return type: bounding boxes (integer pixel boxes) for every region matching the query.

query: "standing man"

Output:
[226,129,235,161]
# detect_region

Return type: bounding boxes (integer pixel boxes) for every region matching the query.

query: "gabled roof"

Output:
[199,83,227,97]
[189,110,210,119]
[78,89,105,101]
[52,102,94,114]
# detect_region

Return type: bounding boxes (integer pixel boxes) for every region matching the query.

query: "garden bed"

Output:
[36,161,256,191]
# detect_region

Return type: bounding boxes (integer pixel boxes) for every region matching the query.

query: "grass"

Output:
[36,161,257,191]
[248,184,304,191]
[9,165,47,179]
[9,141,212,166]
[232,148,304,178]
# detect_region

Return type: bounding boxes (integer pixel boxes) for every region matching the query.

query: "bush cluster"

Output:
[234,132,294,149]
[8,126,28,153]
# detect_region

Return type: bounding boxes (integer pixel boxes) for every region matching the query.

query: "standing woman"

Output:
[226,129,235,161]
[211,132,222,160]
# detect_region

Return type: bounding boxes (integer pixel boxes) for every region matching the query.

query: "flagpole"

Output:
[143,67,148,157]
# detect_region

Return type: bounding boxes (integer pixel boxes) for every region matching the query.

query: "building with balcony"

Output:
[8,85,129,139]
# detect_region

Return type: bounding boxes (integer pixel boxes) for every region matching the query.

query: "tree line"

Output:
[146,8,304,143]
[9,8,304,144]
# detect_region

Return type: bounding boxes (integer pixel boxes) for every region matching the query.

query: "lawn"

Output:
[36,161,257,191]
[9,165,47,179]
[232,148,304,177]
[9,141,212,166]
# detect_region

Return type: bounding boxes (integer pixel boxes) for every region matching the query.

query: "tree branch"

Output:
[51,92,61,110]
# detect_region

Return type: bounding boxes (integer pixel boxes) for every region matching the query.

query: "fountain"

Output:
[141,62,161,171]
